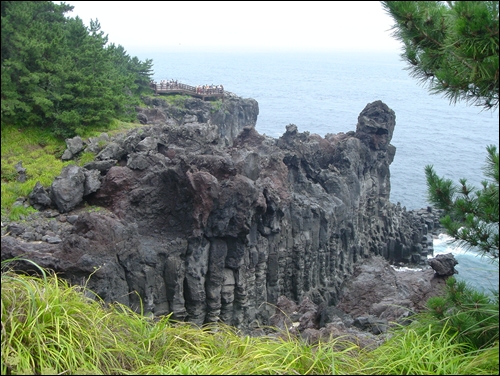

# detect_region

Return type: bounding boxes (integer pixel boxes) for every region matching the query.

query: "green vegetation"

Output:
[1,1,153,138]
[381,1,498,110]
[358,324,498,375]
[210,99,225,113]
[1,260,498,375]
[380,4,499,373]
[0,119,144,220]
[165,94,191,109]
[1,124,69,220]
[382,1,499,261]
[425,146,499,259]
[1,0,153,220]
[425,277,499,349]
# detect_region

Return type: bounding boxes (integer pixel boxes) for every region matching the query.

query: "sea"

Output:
[133,49,499,294]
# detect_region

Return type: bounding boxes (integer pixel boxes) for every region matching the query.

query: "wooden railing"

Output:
[149,81,224,100]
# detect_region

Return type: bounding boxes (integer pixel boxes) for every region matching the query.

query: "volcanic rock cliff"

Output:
[2,94,442,330]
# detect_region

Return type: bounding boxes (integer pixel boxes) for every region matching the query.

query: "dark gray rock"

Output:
[43,211,59,218]
[86,133,110,154]
[66,215,79,224]
[135,136,158,153]
[83,160,117,174]
[296,297,320,330]
[355,100,395,151]
[371,319,388,335]
[83,169,101,196]
[7,223,26,236]
[428,253,458,276]
[43,235,62,244]
[51,165,85,213]
[97,142,126,161]
[61,149,73,161]
[337,255,447,322]
[29,181,52,209]
[318,304,353,329]
[62,136,84,160]
[1,212,134,307]
[353,315,388,335]
[20,231,36,241]
[122,133,142,154]
[15,161,27,182]
[126,152,153,170]
[66,136,84,155]
[137,113,148,125]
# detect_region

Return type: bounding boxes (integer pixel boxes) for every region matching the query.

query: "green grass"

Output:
[1,124,72,220]
[0,260,354,375]
[210,99,225,113]
[160,94,190,108]
[424,277,499,349]
[1,260,498,375]
[355,324,498,375]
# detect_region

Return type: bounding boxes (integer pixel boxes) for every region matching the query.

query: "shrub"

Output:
[358,323,498,374]
[425,277,499,349]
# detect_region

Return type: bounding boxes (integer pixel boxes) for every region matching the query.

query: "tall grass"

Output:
[1,260,124,374]
[425,277,499,349]
[356,324,498,375]
[2,260,498,375]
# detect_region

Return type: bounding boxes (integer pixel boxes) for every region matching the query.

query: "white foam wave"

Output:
[433,233,455,246]
[391,265,424,272]
[431,233,473,256]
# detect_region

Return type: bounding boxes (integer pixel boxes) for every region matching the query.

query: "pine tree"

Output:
[1,1,154,137]
[381,1,498,110]
[425,146,499,259]
[382,1,499,261]
[1,1,73,128]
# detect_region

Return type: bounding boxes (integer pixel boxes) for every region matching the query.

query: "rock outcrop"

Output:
[336,255,447,322]
[266,255,447,345]
[2,94,444,332]
[427,253,459,276]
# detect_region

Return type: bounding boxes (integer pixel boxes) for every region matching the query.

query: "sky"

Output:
[60,1,403,53]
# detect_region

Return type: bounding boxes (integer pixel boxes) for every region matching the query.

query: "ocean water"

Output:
[133,49,499,291]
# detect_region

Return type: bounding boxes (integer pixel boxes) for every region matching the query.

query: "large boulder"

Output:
[83,169,101,196]
[337,255,447,321]
[51,165,86,213]
[96,142,127,161]
[62,136,84,160]
[355,100,396,151]
[428,253,458,276]
[85,133,110,154]
[83,160,117,174]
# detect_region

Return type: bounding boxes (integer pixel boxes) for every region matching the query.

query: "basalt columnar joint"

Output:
[2,95,440,330]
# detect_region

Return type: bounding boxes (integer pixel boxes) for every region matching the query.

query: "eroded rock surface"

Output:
[336,255,447,321]
[2,95,445,331]
[427,253,459,276]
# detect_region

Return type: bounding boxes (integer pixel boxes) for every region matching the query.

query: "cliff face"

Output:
[2,94,440,330]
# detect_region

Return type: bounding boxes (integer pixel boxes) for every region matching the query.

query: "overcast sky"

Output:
[60,1,403,53]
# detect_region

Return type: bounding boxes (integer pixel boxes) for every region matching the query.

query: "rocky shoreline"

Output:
[2,93,451,342]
